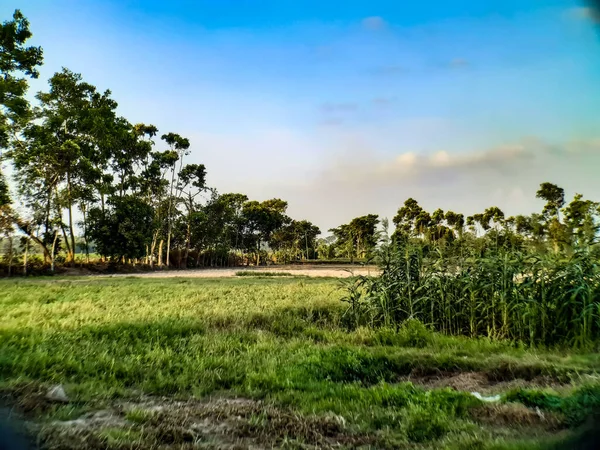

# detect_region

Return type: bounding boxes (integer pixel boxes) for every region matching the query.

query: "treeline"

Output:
[0,10,336,271]
[1,10,598,277]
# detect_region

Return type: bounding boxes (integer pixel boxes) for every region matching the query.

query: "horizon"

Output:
[1,0,600,233]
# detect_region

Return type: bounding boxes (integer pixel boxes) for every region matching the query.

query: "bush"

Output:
[505,384,600,427]
[398,319,432,348]
[404,407,449,443]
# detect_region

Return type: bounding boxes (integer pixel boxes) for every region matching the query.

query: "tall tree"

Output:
[161,132,190,267]
[393,198,423,237]
[11,69,119,263]
[0,9,43,233]
[178,163,207,267]
[563,193,599,247]
[536,182,565,220]
[242,198,290,265]
[536,182,566,252]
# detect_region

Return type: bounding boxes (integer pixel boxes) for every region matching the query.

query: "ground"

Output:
[1,275,599,449]
[64,264,379,279]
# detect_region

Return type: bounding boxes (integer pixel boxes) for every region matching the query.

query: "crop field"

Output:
[1,275,600,449]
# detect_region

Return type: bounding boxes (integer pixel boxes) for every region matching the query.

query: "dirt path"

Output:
[100,265,379,279]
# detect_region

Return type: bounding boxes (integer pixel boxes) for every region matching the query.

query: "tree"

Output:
[562,193,599,247]
[87,195,154,261]
[178,163,207,267]
[11,69,120,263]
[161,132,190,267]
[241,198,290,265]
[316,237,336,260]
[330,214,379,261]
[445,211,465,239]
[0,9,43,227]
[393,198,423,237]
[271,219,321,261]
[0,10,43,204]
[536,182,566,252]
[536,182,565,220]
[349,214,380,258]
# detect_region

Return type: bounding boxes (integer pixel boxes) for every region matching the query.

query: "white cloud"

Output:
[168,124,600,234]
[276,138,600,231]
[361,16,387,31]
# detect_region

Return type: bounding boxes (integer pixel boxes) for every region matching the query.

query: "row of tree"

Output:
[0,10,334,269]
[390,182,599,254]
[1,10,598,273]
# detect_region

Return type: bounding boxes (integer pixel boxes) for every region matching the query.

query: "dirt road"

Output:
[103,265,379,279]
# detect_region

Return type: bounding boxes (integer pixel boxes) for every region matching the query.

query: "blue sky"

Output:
[2,0,600,229]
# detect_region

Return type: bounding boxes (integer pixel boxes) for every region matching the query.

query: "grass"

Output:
[1,276,599,449]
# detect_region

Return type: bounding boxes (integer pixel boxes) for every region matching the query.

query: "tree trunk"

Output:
[9,214,52,262]
[23,239,28,276]
[166,165,176,268]
[166,232,172,267]
[82,205,90,263]
[6,235,13,277]
[60,222,71,259]
[184,209,192,269]
[50,230,59,273]
[158,239,164,267]
[67,172,76,264]
[150,231,159,268]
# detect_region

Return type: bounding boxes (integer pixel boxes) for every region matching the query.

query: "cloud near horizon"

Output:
[276,138,600,232]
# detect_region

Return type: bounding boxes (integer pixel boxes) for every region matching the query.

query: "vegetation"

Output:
[0,10,387,273]
[340,184,600,348]
[2,7,600,450]
[2,276,600,449]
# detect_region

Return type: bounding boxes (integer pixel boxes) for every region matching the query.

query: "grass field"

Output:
[1,276,600,449]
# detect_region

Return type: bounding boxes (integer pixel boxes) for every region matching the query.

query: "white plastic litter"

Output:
[471,392,501,402]
[46,384,69,403]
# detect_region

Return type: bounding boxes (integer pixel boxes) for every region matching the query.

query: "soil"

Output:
[403,371,572,396]
[1,375,573,450]
[3,388,371,450]
[94,265,379,279]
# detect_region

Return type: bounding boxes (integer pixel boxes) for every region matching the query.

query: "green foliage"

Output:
[125,408,156,424]
[0,9,43,148]
[398,319,433,348]
[0,172,9,207]
[329,214,380,261]
[505,384,600,427]
[344,234,600,348]
[404,407,450,442]
[87,195,154,260]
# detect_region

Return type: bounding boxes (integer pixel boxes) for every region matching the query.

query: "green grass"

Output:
[1,276,599,449]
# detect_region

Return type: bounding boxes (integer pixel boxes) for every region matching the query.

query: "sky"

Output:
[2,0,600,232]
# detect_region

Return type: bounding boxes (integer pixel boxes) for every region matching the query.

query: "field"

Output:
[2,275,600,449]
